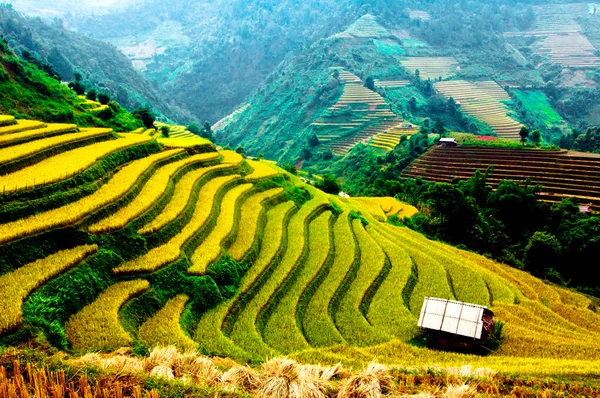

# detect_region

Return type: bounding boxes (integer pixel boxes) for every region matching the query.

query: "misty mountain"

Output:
[0,4,193,122]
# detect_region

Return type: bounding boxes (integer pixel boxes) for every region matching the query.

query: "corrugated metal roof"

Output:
[418,297,487,339]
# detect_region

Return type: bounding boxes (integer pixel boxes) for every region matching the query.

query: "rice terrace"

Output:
[1,0,600,397]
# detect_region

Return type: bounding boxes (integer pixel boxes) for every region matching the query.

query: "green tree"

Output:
[531,130,541,146]
[433,118,446,136]
[160,126,170,138]
[408,97,417,112]
[97,92,110,105]
[201,121,215,141]
[519,126,530,146]
[365,76,375,91]
[236,145,246,156]
[282,164,297,175]
[524,232,561,275]
[316,174,341,194]
[188,122,201,136]
[86,89,97,101]
[132,107,155,129]
[308,134,320,147]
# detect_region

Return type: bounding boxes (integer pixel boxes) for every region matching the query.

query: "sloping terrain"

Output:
[404,146,600,205]
[0,115,599,387]
[0,4,191,121]
[434,81,523,139]
[311,68,410,155]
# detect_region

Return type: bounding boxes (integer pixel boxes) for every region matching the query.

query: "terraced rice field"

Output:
[373,79,410,89]
[434,80,522,139]
[155,122,196,139]
[404,145,600,205]
[333,14,391,39]
[213,104,251,133]
[401,57,459,80]
[1,115,600,380]
[368,126,419,151]
[408,10,431,21]
[312,69,408,155]
[503,4,600,68]
[534,33,600,68]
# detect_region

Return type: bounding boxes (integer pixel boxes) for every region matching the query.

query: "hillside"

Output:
[68,0,365,124]
[1,113,600,396]
[0,39,145,132]
[0,4,191,122]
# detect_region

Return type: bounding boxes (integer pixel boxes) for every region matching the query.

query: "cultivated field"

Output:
[400,57,459,80]
[212,104,251,133]
[404,145,600,205]
[434,80,522,139]
[1,115,600,395]
[312,68,409,155]
[503,4,600,68]
[408,10,431,21]
[333,14,391,39]
[373,79,410,89]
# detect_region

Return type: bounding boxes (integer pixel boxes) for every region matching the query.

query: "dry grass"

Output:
[257,358,332,398]
[0,360,158,398]
[222,365,262,392]
[337,362,391,398]
[442,383,478,398]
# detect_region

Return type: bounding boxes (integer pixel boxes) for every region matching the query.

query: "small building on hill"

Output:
[418,297,494,350]
[439,137,458,147]
[579,204,593,214]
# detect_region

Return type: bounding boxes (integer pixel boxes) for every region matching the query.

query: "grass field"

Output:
[2,115,600,395]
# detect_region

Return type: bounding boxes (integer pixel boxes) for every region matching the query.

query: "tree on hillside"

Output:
[433,118,446,137]
[236,145,246,156]
[86,89,97,101]
[201,121,215,141]
[188,122,201,136]
[531,129,541,146]
[68,77,86,95]
[308,134,320,147]
[98,93,110,105]
[316,174,341,194]
[132,107,155,129]
[519,126,530,146]
[408,97,417,112]
[365,76,375,91]
[524,231,561,276]
[160,126,170,138]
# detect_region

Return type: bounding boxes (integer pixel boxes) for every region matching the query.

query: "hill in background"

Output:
[0,4,192,123]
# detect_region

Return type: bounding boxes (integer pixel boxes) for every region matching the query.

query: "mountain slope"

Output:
[68,1,419,123]
[0,113,599,384]
[0,38,143,131]
[0,4,191,122]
